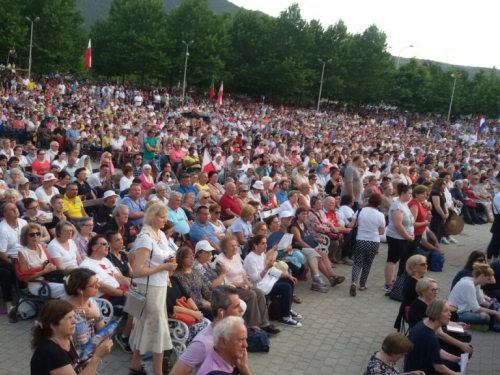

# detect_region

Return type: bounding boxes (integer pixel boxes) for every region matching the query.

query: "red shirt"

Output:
[219,193,241,217]
[408,199,427,236]
[32,159,50,176]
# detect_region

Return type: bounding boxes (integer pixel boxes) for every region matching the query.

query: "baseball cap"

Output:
[103,190,118,199]
[279,211,293,219]
[195,240,215,254]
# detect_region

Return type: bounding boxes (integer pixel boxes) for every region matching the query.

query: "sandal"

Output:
[292,294,302,304]
[359,286,368,291]
[129,366,147,375]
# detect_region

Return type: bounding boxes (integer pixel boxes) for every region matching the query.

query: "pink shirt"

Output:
[169,148,186,163]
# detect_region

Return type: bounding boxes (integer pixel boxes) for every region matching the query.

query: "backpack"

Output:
[16,298,38,320]
[428,251,445,272]
[267,296,283,321]
[246,328,270,353]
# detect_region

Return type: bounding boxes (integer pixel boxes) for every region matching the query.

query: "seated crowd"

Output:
[0,75,499,375]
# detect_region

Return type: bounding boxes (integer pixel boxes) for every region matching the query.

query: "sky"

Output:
[231,0,500,69]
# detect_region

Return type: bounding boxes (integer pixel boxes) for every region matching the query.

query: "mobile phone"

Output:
[164,255,175,263]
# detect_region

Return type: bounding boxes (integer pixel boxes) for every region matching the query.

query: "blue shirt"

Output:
[121,196,147,226]
[189,220,220,245]
[66,128,81,142]
[167,206,190,235]
[276,189,288,205]
[175,184,199,203]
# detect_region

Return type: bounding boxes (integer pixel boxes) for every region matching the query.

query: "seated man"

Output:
[150,183,169,206]
[170,285,245,375]
[63,183,87,222]
[74,167,96,201]
[176,173,199,202]
[219,182,240,220]
[167,191,190,235]
[197,316,251,375]
[183,146,201,172]
[87,164,112,198]
[189,206,220,250]
[96,190,118,226]
[100,205,137,250]
[121,183,146,227]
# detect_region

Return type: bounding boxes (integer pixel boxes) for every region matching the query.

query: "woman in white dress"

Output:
[129,203,177,375]
[47,220,81,271]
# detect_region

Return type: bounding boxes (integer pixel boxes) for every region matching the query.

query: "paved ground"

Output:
[1,222,498,375]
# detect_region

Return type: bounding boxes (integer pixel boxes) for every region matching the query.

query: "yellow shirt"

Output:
[63,195,84,219]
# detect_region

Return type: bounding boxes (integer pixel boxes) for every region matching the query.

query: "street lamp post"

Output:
[396,45,414,69]
[181,40,194,102]
[26,16,39,80]
[447,73,457,122]
[317,59,331,112]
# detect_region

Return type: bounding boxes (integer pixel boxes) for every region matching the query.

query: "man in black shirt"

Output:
[100,204,137,249]
[96,190,118,226]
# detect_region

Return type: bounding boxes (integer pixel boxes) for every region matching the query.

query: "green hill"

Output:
[77,0,244,27]
[397,57,495,77]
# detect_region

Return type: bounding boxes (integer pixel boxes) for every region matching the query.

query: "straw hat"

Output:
[445,212,464,236]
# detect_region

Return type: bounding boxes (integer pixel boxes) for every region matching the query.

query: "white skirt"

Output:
[130,284,172,354]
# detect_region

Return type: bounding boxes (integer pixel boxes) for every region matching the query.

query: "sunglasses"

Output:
[100,242,108,246]
[213,211,221,214]
[28,232,42,237]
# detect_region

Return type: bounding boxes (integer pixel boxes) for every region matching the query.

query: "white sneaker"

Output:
[280,318,302,327]
[441,238,450,244]
[449,237,458,244]
[290,310,302,320]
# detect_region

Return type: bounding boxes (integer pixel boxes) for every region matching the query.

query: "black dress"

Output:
[31,339,81,375]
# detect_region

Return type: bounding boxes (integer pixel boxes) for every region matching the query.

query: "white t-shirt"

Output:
[16,190,37,202]
[339,205,355,221]
[110,138,124,150]
[87,172,105,189]
[448,277,485,314]
[35,186,59,204]
[119,176,134,191]
[79,257,120,297]
[356,208,385,242]
[0,219,28,258]
[134,232,173,287]
[47,238,79,269]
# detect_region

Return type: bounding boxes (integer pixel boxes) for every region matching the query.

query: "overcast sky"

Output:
[231,0,500,69]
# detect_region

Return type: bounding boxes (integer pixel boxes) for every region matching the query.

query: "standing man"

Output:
[340,154,364,212]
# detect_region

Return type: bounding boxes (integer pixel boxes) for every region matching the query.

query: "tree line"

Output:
[1,0,500,118]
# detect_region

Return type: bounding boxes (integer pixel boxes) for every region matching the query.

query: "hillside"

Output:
[77,0,243,27]
[397,57,495,77]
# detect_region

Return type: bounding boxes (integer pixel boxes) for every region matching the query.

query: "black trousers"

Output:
[0,260,15,303]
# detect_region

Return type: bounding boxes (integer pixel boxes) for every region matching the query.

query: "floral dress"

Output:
[172,270,211,310]
[364,352,400,375]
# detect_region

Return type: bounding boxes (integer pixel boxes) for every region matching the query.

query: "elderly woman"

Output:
[307,196,341,260]
[215,235,280,334]
[364,333,423,375]
[278,190,299,216]
[173,246,212,319]
[451,179,480,225]
[193,240,227,291]
[195,191,211,211]
[244,235,302,327]
[17,223,66,299]
[297,182,312,210]
[130,203,176,375]
[3,188,24,216]
[35,173,59,211]
[404,299,463,374]
[181,191,196,222]
[30,300,112,375]
[384,183,415,293]
[289,206,345,288]
[229,205,254,247]
[349,194,386,297]
[236,184,250,209]
[73,217,96,259]
[47,221,81,271]
[449,262,500,329]
[293,165,309,188]
[64,268,106,353]
[139,164,155,193]
[7,167,22,190]
[22,198,50,243]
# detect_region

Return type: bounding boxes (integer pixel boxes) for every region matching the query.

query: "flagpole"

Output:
[447,73,457,122]
[182,40,194,103]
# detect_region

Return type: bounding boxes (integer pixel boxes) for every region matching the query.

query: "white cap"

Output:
[103,190,118,199]
[321,159,331,166]
[279,210,293,219]
[195,240,215,254]
[252,181,264,190]
[43,173,57,182]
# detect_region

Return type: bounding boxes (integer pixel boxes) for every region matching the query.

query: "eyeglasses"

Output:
[419,263,428,267]
[27,206,39,210]
[213,211,221,214]
[28,232,41,237]
[86,282,100,288]
[82,224,94,227]
[430,288,440,293]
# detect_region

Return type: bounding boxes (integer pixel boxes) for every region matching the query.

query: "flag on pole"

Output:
[85,39,92,71]
[209,78,215,99]
[216,81,223,107]
[202,149,215,173]
[476,116,486,140]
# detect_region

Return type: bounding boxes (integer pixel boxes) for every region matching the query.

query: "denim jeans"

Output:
[458,311,491,325]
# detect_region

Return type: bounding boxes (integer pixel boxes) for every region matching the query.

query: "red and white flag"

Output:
[85,39,92,71]
[216,81,223,107]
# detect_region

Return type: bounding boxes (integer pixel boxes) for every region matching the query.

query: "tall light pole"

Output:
[447,73,457,122]
[317,59,331,112]
[26,16,39,80]
[181,40,194,102]
[396,45,413,69]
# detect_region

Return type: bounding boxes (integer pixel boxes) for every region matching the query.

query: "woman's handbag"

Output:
[168,297,196,327]
[123,244,154,319]
[341,209,362,258]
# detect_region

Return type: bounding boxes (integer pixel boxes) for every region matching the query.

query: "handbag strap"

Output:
[132,235,155,298]
[353,208,362,228]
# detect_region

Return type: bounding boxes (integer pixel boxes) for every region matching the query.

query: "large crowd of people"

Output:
[0,74,499,374]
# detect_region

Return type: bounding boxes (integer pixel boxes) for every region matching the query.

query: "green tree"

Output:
[0,0,28,67]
